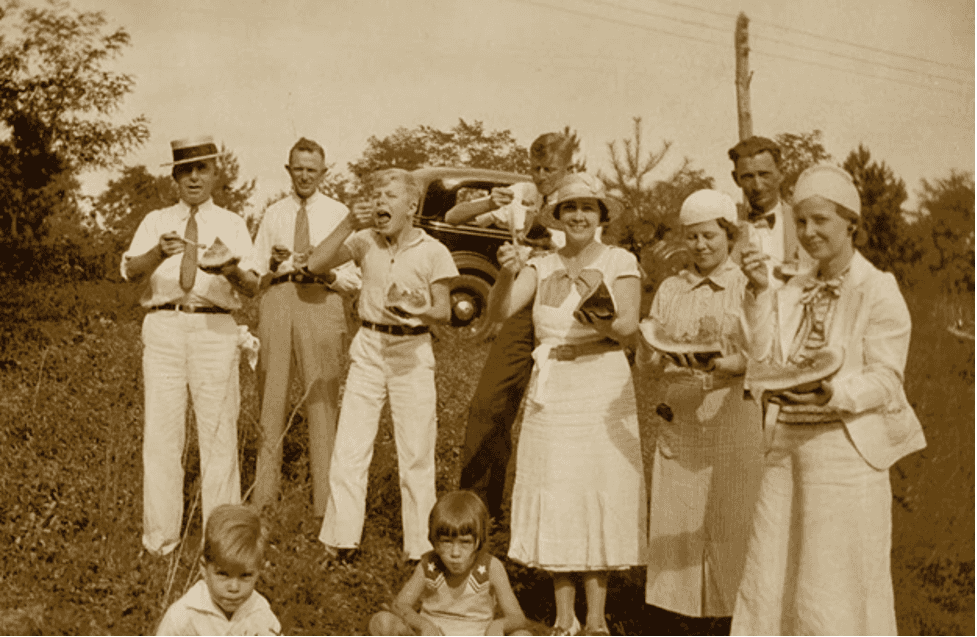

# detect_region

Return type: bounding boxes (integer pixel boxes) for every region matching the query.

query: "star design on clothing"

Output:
[476,565,487,576]
[427,561,437,572]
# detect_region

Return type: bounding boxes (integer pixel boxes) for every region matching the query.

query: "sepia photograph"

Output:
[0,0,972,634]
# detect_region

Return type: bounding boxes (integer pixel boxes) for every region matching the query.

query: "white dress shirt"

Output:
[122,199,253,309]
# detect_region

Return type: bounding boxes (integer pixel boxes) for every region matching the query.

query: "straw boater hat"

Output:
[677,189,738,227]
[161,135,223,167]
[541,173,623,229]
[792,164,861,216]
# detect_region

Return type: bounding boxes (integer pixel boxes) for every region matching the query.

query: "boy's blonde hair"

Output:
[203,504,265,570]
[372,168,421,207]
[428,490,489,550]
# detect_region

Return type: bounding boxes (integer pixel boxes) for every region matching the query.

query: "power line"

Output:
[581,0,972,86]
[511,0,972,98]
[638,0,974,73]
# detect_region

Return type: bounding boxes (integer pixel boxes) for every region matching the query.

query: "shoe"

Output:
[552,616,581,636]
[580,627,611,636]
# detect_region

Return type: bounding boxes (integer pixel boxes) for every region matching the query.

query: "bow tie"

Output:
[799,278,843,306]
[749,212,776,229]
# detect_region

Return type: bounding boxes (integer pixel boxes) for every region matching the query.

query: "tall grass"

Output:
[0,279,972,634]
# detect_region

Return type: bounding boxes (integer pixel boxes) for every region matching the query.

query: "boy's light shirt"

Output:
[472,181,566,247]
[156,579,280,636]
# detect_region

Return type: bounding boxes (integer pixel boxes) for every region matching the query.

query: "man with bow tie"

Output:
[728,136,811,282]
[122,136,254,556]
[242,137,360,517]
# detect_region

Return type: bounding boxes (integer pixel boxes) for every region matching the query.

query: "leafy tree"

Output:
[0,0,149,169]
[842,145,923,282]
[348,119,531,178]
[775,130,831,199]
[0,0,148,276]
[211,144,255,214]
[601,117,713,256]
[918,170,975,293]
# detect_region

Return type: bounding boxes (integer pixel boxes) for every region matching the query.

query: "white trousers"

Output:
[731,422,896,635]
[141,311,241,555]
[319,328,437,559]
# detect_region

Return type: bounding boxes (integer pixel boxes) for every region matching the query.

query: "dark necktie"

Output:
[179,205,199,291]
[294,199,311,256]
[750,211,776,230]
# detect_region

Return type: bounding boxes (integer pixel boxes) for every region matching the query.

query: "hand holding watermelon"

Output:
[385,282,430,318]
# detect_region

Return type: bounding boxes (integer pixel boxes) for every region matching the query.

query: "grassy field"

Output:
[0,279,973,635]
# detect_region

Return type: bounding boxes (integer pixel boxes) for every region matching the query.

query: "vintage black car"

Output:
[411,167,531,340]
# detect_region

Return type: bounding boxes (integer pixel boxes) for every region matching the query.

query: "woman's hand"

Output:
[496,242,528,278]
[573,308,617,339]
[740,244,769,293]
[773,379,834,406]
[707,353,745,376]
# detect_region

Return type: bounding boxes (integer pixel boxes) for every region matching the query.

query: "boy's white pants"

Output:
[319,328,437,559]
[141,311,242,556]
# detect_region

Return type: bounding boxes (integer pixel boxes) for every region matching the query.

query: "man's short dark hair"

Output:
[728,136,782,168]
[289,137,326,162]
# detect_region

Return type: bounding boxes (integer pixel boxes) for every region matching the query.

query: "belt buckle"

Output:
[182,303,199,313]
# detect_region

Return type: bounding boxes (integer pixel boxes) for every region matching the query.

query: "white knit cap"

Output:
[678,189,738,227]
[793,164,861,216]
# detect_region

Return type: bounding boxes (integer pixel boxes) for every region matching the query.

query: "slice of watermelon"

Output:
[577,280,616,320]
[385,282,428,315]
[198,236,234,269]
[746,347,844,395]
[639,320,723,356]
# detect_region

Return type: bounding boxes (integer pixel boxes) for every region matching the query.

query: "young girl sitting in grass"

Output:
[369,491,529,636]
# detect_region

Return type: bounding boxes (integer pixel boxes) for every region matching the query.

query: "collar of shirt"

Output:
[679,256,740,291]
[370,226,428,253]
[174,198,216,221]
[183,580,263,623]
[291,189,322,207]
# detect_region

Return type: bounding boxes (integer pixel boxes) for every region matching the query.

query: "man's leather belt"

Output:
[270,271,330,286]
[361,319,429,336]
[548,338,621,361]
[150,303,230,314]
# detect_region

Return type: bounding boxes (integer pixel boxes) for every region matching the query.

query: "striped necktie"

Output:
[294,199,311,256]
[179,205,199,291]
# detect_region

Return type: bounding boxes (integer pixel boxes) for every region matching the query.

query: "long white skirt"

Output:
[508,350,647,572]
[731,422,897,635]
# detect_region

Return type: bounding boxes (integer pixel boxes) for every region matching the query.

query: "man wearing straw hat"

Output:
[122,135,254,556]
[241,137,360,517]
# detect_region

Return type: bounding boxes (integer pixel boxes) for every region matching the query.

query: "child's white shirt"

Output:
[156,580,280,636]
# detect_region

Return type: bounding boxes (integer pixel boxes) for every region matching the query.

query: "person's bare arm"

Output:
[444,187,514,226]
[486,244,536,323]
[390,563,442,635]
[415,280,452,325]
[487,556,527,635]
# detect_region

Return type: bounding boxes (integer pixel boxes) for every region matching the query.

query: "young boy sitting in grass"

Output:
[369,491,530,636]
[156,505,280,636]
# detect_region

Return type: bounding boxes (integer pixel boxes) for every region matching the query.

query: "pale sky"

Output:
[70,0,974,211]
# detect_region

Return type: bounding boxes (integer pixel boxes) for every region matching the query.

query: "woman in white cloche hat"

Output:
[639,189,763,622]
[489,173,646,636]
[733,164,926,635]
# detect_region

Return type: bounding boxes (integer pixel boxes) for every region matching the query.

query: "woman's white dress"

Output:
[643,258,763,617]
[507,245,647,572]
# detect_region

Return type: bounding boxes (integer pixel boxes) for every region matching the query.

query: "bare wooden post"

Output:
[735,13,753,141]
